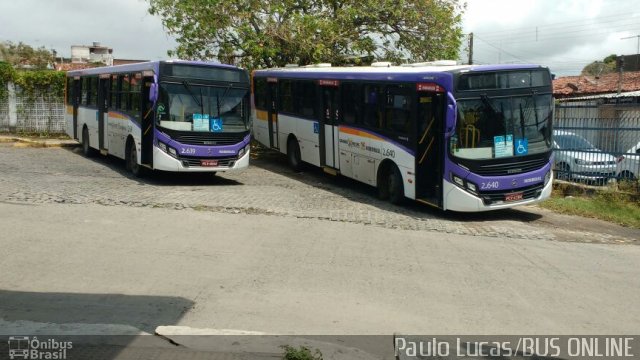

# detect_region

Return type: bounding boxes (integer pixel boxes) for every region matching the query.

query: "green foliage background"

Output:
[148,0,465,69]
[0,62,65,102]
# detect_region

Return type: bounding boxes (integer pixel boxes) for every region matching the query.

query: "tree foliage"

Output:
[148,0,465,69]
[582,54,617,77]
[0,41,54,70]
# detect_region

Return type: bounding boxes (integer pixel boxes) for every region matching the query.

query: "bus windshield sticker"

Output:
[515,138,529,156]
[494,135,514,158]
[193,113,210,132]
[210,118,223,132]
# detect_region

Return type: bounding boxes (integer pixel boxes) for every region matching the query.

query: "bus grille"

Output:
[479,183,545,206]
[173,132,246,146]
[475,158,548,176]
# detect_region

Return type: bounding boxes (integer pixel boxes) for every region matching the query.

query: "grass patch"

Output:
[540,186,640,228]
[281,345,323,360]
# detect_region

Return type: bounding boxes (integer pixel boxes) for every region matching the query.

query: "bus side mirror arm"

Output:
[445,92,456,136]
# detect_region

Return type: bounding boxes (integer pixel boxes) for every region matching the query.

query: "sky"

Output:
[0,0,639,76]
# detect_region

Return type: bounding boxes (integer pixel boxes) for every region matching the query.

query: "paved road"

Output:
[0,143,638,244]
[1,202,639,336]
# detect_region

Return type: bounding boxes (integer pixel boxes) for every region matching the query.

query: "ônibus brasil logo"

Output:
[7,336,72,359]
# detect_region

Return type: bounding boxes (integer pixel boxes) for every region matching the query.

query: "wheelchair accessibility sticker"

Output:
[210,118,223,132]
[515,138,528,156]
[313,122,319,134]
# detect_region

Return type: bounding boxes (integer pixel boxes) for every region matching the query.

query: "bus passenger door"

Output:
[141,76,154,167]
[319,84,339,169]
[415,91,445,207]
[267,81,279,150]
[97,76,109,151]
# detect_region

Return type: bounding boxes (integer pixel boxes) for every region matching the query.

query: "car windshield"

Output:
[555,134,598,151]
[450,94,553,160]
[157,82,249,133]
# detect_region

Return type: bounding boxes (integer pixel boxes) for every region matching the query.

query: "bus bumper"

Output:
[442,177,553,212]
[152,146,250,172]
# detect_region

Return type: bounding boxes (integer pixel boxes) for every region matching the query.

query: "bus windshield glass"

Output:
[157,82,249,133]
[450,93,553,160]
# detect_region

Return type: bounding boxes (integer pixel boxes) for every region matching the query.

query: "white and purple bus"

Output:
[252,62,553,212]
[65,60,251,176]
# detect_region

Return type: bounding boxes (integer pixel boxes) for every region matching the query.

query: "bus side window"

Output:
[121,74,131,111]
[254,78,267,110]
[131,73,142,121]
[66,78,73,105]
[341,83,360,124]
[362,85,381,129]
[81,78,90,105]
[109,75,117,109]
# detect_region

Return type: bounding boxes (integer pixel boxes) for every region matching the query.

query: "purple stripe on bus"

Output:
[444,156,552,192]
[154,129,250,158]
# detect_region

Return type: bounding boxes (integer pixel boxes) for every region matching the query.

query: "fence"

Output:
[554,103,640,184]
[0,82,65,133]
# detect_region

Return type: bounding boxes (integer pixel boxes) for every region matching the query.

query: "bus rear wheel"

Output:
[81,127,94,157]
[379,165,404,204]
[388,166,405,205]
[287,137,302,171]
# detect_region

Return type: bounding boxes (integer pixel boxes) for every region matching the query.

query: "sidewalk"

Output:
[0,134,79,148]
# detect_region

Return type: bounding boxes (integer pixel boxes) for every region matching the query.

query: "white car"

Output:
[617,141,640,181]
[553,130,618,183]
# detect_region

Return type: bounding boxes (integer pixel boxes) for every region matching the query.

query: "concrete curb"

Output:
[0,135,79,148]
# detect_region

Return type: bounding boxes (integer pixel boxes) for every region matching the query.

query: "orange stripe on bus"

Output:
[338,126,383,141]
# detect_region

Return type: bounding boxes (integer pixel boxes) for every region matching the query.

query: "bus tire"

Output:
[388,165,404,205]
[287,137,302,171]
[81,127,94,157]
[127,138,144,177]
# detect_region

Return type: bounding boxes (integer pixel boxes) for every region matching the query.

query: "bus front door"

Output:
[415,92,444,207]
[267,82,279,150]
[97,76,109,151]
[141,76,154,167]
[319,86,339,170]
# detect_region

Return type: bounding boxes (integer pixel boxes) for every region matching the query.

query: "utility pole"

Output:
[468,32,473,65]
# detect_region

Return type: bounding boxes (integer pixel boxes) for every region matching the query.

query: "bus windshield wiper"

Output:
[216,84,233,117]
[182,80,204,115]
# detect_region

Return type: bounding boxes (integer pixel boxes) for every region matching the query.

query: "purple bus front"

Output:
[443,66,554,211]
[152,61,251,172]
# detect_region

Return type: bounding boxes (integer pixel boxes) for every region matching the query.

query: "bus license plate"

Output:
[505,192,524,202]
[200,160,218,167]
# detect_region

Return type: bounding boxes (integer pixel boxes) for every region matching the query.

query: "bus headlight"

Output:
[157,141,167,153]
[466,182,478,194]
[168,147,177,157]
[238,144,250,158]
[544,170,551,185]
[452,174,464,187]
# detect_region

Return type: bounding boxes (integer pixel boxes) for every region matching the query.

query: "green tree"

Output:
[147,0,465,69]
[0,41,54,70]
[581,54,617,77]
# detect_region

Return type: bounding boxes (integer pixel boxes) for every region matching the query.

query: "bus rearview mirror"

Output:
[149,83,158,102]
[445,92,456,135]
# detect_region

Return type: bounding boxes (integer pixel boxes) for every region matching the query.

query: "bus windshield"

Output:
[157,82,249,133]
[450,93,553,160]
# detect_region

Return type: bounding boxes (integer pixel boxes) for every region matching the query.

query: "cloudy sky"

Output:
[0,0,639,76]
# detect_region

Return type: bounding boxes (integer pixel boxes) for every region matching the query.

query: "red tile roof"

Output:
[553,71,640,98]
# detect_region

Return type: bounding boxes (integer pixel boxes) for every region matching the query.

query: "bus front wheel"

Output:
[127,139,144,177]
